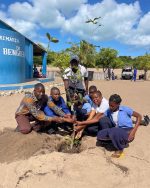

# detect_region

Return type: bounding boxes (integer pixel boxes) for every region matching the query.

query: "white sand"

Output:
[0,78,150,188]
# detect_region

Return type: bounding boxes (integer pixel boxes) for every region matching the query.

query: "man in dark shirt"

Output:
[15,83,64,134]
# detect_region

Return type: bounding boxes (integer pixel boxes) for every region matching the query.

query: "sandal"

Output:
[144,115,150,126]
[111,151,124,158]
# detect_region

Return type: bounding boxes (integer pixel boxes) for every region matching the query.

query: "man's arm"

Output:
[84,77,88,93]
[77,112,103,126]
[63,79,69,90]
[25,99,60,122]
[47,99,65,117]
[60,97,71,115]
[63,68,70,90]
[128,111,142,141]
[87,110,96,120]
[44,106,56,117]
[61,116,75,124]
[74,112,104,132]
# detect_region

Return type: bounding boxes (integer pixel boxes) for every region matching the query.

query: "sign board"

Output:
[0,28,25,84]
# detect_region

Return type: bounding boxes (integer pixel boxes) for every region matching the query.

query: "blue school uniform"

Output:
[44,96,71,117]
[97,106,134,150]
[84,95,93,106]
[104,106,133,128]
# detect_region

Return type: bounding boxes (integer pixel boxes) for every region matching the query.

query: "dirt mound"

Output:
[0,129,66,163]
[0,129,87,164]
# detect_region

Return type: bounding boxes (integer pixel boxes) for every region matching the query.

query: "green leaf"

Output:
[51,37,59,43]
[78,93,83,101]
[67,101,72,107]
[46,33,51,41]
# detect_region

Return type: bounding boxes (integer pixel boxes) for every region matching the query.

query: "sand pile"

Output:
[0,129,87,163]
[0,129,66,163]
[0,79,150,188]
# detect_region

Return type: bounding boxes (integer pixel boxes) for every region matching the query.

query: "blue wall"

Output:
[0,22,34,84]
[0,21,47,85]
[42,52,47,77]
[25,40,33,79]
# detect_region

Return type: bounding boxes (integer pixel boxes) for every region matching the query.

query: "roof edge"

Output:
[0,19,47,53]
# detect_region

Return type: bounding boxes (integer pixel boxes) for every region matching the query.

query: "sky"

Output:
[0,0,150,57]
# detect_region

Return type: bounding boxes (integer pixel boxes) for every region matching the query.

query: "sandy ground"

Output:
[0,78,150,188]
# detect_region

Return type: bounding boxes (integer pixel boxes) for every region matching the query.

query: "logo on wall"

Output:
[3,45,24,57]
[0,29,25,58]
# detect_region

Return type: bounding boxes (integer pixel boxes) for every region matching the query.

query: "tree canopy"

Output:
[96,48,118,71]
[34,38,150,80]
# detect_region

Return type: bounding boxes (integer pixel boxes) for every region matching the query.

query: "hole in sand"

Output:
[57,136,84,153]
[0,129,85,163]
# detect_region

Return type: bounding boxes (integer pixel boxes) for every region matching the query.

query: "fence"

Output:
[46,70,106,81]
[46,71,55,81]
[93,72,105,80]
[46,67,150,81]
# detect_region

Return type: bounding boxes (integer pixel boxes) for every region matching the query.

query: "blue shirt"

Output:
[104,106,133,128]
[82,102,92,114]
[75,102,92,121]
[44,96,71,117]
[133,68,137,75]
[84,95,93,106]
[74,102,92,118]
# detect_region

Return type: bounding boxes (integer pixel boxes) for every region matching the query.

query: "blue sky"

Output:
[0,0,150,57]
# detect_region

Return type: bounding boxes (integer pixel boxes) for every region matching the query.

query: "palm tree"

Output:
[46,32,59,52]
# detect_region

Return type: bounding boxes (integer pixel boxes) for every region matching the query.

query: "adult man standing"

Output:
[132,68,137,81]
[63,55,89,99]
[15,83,63,134]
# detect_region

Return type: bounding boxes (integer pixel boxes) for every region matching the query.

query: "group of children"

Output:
[15,83,150,158]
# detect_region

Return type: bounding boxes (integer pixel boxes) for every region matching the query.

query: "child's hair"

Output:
[89,85,97,91]
[34,83,45,90]
[109,94,122,104]
[92,90,102,97]
[51,87,60,93]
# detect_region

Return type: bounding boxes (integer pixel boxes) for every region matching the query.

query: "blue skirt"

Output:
[97,127,133,150]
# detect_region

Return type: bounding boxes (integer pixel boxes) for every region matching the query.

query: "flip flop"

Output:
[144,115,150,126]
[111,151,124,158]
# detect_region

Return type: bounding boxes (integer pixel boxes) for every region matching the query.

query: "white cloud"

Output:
[0,0,150,48]
[8,2,36,21]
[7,1,66,28]
[0,10,6,19]
[137,12,150,35]
[63,0,142,42]
[0,9,38,39]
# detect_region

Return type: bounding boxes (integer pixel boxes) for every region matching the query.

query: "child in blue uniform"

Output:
[97,94,142,158]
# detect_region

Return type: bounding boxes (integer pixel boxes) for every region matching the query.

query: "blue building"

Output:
[0,19,47,84]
